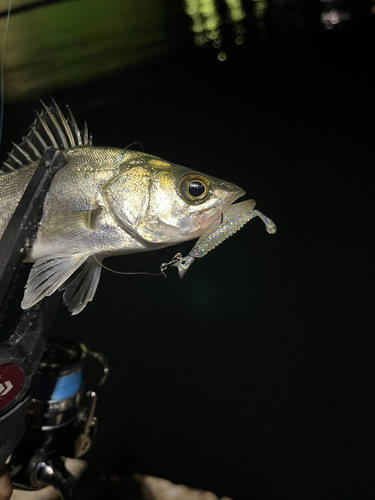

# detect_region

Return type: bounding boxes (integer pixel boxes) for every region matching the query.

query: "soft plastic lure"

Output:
[173,199,277,278]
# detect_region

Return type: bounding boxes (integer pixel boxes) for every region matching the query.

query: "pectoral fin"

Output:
[59,256,103,315]
[21,253,89,311]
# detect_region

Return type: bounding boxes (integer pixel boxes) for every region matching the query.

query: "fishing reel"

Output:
[7,337,109,500]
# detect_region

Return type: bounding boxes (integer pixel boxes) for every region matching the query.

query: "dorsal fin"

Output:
[1,99,93,173]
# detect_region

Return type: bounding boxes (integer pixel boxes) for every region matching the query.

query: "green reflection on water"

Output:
[0,0,169,101]
[184,0,246,49]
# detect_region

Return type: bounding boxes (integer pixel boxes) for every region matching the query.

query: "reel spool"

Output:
[27,338,85,431]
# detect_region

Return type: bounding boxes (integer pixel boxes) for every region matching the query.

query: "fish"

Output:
[0,100,250,315]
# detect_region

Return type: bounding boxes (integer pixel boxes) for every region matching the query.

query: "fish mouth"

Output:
[221,198,257,220]
[193,187,246,231]
[218,188,246,214]
[211,188,246,224]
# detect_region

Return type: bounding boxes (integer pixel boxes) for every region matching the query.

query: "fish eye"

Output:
[188,180,206,198]
[179,174,210,203]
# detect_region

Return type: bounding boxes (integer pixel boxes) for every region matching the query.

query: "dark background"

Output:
[1,0,373,499]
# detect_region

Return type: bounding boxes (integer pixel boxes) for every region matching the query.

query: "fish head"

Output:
[101,151,245,244]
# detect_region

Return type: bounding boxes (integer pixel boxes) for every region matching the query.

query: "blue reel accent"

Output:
[31,371,83,402]
[50,371,83,401]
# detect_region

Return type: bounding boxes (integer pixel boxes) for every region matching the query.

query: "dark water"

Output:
[0,1,374,499]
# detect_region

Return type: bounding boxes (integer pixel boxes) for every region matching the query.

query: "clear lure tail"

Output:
[172,199,277,278]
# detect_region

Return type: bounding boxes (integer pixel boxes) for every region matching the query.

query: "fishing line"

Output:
[0,0,12,154]
[92,254,167,277]
[124,141,144,152]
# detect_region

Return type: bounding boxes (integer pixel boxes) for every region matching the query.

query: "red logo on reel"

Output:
[0,365,24,410]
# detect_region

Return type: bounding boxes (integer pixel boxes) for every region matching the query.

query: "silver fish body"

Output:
[0,102,245,314]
